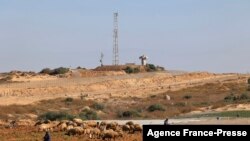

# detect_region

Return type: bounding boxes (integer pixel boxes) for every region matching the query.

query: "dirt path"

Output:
[86,118,250,125]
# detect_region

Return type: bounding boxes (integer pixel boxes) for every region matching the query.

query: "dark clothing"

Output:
[164,119,170,125]
[43,132,51,141]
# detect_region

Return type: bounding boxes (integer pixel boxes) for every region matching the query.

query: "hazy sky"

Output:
[0,0,250,73]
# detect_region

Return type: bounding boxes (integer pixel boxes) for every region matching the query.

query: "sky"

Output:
[0,0,250,73]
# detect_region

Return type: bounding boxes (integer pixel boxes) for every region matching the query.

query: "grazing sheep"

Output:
[101,130,117,141]
[102,129,123,141]
[73,118,83,126]
[126,121,134,126]
[83,128,91,135]
[66,127,84,136]
[86,121,97,128]
[34,120,43,126]
[57,122,67,131]
[44,120,51,124]
[38,124,53,132]
[100,121,107,126]
[99,124,107,131]
[73,123,78,127]
[66,121,74,126]
[131,124,142,133]
[6,120,17,128]
[122,124,130,132]
[66,125,74,131]
[90,128,101,139]
[106,122,118,131]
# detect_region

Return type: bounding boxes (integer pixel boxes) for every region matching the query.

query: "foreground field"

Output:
[0,127,141,141]
[0,118,249,141]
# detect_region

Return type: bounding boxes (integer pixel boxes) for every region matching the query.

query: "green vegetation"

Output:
[175,102,186,107]
[240,93,249,100]
[124,67,140,74]
[146,64,156,72]
[64,97,74,106]
[118,110,141,118]
[76,66,86,70]
[202,111,250,118]
[177,111,250,118]
[224,93,250,102]
[91,102,104,110]
[64,97,73,103]
[79,109,99,120]
[40,67,70,75]
[40,68,52,74]
[183,95,192,99]
[38,112,74,121]
[147,104,165,112]
[150,95,157,98]
[224,94,237,102]
[50,67,70,75]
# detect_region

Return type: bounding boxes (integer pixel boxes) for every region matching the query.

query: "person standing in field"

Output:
[43,131,51,141]
[164,118,170,125]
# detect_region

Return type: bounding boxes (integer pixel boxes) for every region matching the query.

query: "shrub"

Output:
[79,109,99,120]
[248,78,250,84]
[224,93,249,102]
[175,102,186,107]
[118,110,141,118]
[150,95,157,98]
[40,67,70,75]
[224,94,237,102]
[146,64,156,72]
[156,66,165,71]
[133,68,140,73]
[147,104,165,112]
[65,97,73,103]
[40,68,52,74]
[183,95,192,99]
[124,67,134,74]
[91,103,104,110]
[124,67,140,74]
[239,93,249,100]
[38,112,74,121]
[76,66,86,70]
[50,67,69,75]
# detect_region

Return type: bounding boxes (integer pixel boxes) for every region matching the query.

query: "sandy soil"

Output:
[0,71,246,105]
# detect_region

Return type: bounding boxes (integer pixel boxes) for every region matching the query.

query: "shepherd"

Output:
[43,131,51,141]
[164,118,170,125]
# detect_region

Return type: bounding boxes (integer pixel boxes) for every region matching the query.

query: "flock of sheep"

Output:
[35,118,142,140]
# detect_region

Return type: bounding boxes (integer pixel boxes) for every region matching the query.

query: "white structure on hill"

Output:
[139,55,148,66]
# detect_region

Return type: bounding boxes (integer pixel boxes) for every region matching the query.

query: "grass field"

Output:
[182,111,250,118]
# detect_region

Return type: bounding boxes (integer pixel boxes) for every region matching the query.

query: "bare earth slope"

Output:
[0,71,247,105]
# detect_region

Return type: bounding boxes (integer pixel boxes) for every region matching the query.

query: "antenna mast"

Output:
[100,52,104,66]
[113,12,119,65]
